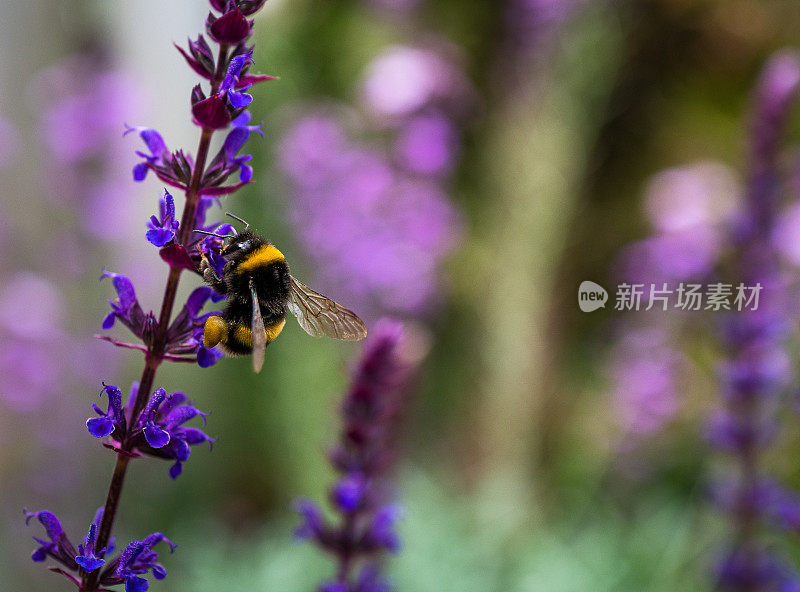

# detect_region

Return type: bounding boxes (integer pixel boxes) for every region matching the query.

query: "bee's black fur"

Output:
[206,230,292,352]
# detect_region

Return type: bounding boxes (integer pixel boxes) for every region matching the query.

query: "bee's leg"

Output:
[203,316,229,348]
[200,254,228,294]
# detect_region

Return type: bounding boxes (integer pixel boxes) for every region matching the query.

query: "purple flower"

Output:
[175,35,215,79]
[124,126,169,182]
[24,510,78,569]
[365,505,402,553]
[136,388,214,479]
[25,3,270,590]
[203,111,263,185]
[75,509,107,572]
[708,50,800,591]
[320,583,350,592]
[111,533,175,591]
[164,285,226,367]
[293,499,326,542]
[146,189,180,247]
[87,382,126,438]
[100,269,147,333]
[609,327,682,435]
[332,473,366,514]
[219,49,255,109]
[355,565,392,592]
[86,383,213,478]
[192,93,232,130]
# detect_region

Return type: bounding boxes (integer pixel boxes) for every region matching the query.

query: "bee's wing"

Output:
[287,276,368,341]
[249,278,267,373]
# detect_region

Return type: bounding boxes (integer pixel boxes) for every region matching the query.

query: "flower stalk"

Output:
[25,2,271,590]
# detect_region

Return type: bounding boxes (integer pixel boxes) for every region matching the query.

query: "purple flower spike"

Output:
[26,3,271,589]
[146,189,180,247]
[294,320,418,588]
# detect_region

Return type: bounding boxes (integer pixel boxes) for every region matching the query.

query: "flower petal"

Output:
[197,346,221,368]
[146,227,176,247]
[75,554,105,572]
[144,424,170,448]
[87,417,115,438]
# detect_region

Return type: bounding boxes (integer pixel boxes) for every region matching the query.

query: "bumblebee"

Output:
[197,215,367,372]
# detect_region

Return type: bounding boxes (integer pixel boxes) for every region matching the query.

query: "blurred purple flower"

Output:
[295,319,419,590]
[610,327,682,435]
[279,114,461,319]
[0,273,68,411]
[361,46,468,120]
[394,112,456,176]
[710,50,800,591]
[32,56,148,243]
[617,162,740,284]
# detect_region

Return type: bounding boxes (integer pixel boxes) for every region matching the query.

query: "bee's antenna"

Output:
[225,212,250,231]
[194,229,235,239]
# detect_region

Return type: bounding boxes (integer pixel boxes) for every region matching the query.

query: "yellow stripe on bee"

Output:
[233,324,253,347]
[236,244,285,273]
[232,318,287,348]
[266,318,286,342]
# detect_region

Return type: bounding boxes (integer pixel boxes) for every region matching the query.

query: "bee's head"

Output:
[221,230,263,260]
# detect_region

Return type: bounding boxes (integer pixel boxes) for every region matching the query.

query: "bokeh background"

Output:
[4,0,800,590]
